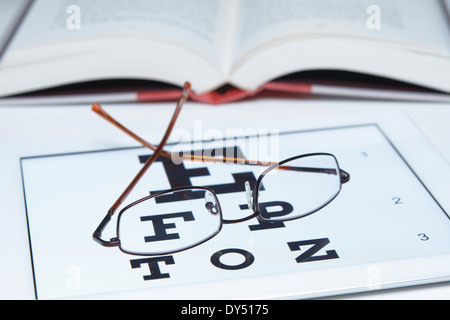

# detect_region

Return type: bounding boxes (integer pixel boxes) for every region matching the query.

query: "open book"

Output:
[0,0,449,104]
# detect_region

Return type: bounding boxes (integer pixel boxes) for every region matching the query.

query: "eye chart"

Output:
[20,122,450,300]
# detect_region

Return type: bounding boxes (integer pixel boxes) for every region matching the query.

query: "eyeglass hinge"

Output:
[340,169,350,183]
[93,232,120,247]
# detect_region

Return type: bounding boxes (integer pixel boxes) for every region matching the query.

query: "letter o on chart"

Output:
[210,248,255,270]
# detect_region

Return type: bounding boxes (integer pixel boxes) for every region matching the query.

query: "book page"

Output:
[1,0,232,94]
[231,0,450,66]
[227,0,450,94]
[8,0,225,63]
[445,0,450,17]
[0,0,32,60]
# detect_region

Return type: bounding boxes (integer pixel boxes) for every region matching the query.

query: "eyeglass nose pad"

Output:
[244,181,253,209]
[205,191,219,215]
[205,202,219,215]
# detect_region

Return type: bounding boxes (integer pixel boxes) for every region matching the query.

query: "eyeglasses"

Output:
[92,82,350,256]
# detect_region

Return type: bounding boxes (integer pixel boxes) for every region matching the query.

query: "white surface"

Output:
[1,98,450,299]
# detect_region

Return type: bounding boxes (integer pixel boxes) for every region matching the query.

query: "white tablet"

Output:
[20,111,450,299]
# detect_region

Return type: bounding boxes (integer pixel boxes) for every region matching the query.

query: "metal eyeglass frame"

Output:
[92,82,350,254]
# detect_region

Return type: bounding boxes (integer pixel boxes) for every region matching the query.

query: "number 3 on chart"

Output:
[418,233,429,241]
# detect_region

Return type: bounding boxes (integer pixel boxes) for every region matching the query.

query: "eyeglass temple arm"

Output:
[93,82,191,247]
[92,87,350,230]
[92,102,273,167]
[277,165,350,183]
[92,103,351,185]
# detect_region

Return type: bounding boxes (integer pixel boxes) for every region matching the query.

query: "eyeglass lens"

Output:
[117,188,222,255]
[256,154,342,222]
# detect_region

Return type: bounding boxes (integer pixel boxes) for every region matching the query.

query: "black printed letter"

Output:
[130,256,175,280]
[140,211,194,242]
[210,248,255,270]
[288,238,339,263]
